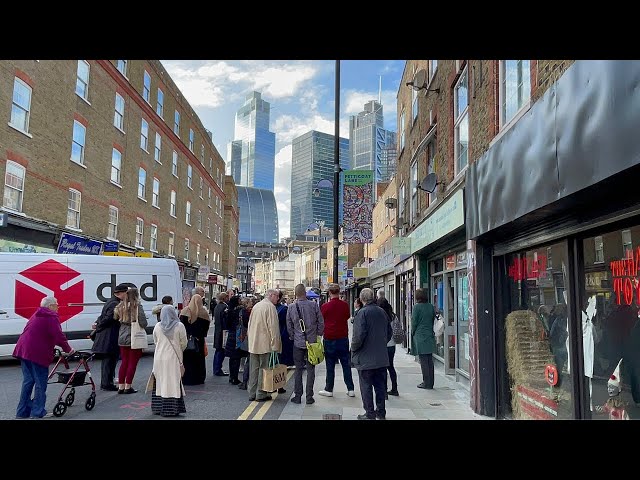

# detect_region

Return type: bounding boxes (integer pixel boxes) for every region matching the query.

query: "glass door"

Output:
[456,270,470,375]
[445,272,456,374]
[433,274,445,359]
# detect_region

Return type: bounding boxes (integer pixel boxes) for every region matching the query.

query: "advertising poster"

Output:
[343,170,373,244]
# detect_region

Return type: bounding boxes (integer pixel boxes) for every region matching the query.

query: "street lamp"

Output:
[333,60,340,288]
[307,220,325,290]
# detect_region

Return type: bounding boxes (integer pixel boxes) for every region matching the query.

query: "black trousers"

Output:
[100,353,118,388]
[358,367,386,418]
[418,353,434,389]
[385,346,398,391]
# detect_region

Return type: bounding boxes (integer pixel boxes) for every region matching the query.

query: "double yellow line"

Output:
[237,369,294,420]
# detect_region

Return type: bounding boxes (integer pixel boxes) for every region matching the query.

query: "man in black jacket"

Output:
[351,288,392,420]
[213,291,229,376]
[92,284,128,391]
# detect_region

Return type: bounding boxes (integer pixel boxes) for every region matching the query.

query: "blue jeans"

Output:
[17,359,49,418]
[213,348,226,375]
[323,337,354,392]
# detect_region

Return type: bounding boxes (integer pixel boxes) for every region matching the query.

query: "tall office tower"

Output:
[378,130,397,182]
[237,186,279,244]
[349,100,397,183]
[290,131,349,237]
[228,91,276,190]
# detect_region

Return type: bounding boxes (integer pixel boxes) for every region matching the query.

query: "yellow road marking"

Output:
[252,370,294,420]
[237,400,259,420]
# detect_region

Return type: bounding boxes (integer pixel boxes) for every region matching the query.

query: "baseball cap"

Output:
[114,284,129,293]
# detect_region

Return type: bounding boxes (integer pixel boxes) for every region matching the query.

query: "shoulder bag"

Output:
[163,331,185,377]
[433,312,445,337]
[296,302,324,365]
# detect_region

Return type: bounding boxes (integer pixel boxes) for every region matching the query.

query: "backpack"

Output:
[391,314,405,344]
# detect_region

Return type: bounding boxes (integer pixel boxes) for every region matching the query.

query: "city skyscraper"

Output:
[349,100,397,183]
[290,131,349,237]
[228,91,276,190]
[378,130,397,182]
[237,186,279,244]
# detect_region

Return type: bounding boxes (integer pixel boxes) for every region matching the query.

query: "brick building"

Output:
[0,60,236,297]
[222,174,239,285]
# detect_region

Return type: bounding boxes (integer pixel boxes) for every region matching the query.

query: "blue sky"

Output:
[161,60,406,239]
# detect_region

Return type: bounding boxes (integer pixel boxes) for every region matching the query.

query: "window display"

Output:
[504,242,574,419]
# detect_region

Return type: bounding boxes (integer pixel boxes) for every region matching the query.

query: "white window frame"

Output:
[196,243,201,264]
[186,201,191,225]
[398,182,405,221]
[499,60,531,130]
[207,217,211,238]
[138,167,146,200]
[67,189,81,229]
[454,67,469,176]
[170,190,177,217]
[114,93,125,131]
[400,109,405,151]
[201,144,205,164]
[150,224,158,252]
[143,70,151,103]
[410,161,418,223]
[152,177,160,208]
[10,77,32,134]
[154,132,162,163]
[199,177,203,199]
[205,248,209,265]
[75,60,90,101]
[136,217,144,248]
[429,60,438,81]
[140,119,149,151]
[411,65,418,123]
[108,205,118,240]
[208,187,212,208]
[187,165,193,189]
[71,120,86,166]
[3,160,25,212]
[184,238,190,261]
[168,231,175,257]
[110,148,122,185]
[156,88,164,118]
[427,138,437,205]
[189,129,194,151]
[174,110,180,136]
[197,210,202,232]
[172,151,178,177]
[116,60,127,77]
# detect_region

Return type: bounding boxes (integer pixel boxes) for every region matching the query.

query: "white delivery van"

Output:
[0,253,182,358]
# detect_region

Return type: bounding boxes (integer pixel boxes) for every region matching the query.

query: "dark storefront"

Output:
[467,60,640,419]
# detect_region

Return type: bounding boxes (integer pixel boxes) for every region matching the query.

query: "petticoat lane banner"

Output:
[343,170,373,244]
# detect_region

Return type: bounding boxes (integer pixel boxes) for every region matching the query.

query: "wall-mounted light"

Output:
[406,69,440,94]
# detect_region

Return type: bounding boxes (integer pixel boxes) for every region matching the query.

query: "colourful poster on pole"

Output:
[343,170,373,244]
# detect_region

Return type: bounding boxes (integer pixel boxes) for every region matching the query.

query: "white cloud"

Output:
[253,65,317,98]
[274,145,292,239]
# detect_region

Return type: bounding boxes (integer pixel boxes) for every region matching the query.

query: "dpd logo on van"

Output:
[15,260,84,323]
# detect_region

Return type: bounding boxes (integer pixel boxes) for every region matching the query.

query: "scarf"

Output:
[180,293,209,324]
[159,305,179,336]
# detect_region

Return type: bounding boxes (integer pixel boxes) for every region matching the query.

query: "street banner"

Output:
[343,170,373,244]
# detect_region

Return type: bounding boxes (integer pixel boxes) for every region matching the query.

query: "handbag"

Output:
[391,313,405,344]
[185,334,199,353]
[130,320,148,350]
[261,351,287,393]
[433,313,445,337]
[296,303,324,366]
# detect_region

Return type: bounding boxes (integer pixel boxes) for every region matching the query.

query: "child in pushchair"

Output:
[47,348,97,417]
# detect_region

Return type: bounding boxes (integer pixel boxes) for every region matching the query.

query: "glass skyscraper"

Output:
[290,131,349,237]
[237,186,279,244]
[349,100,397,183]
[229,91,276,190]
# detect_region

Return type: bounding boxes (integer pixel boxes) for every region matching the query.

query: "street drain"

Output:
[429,403,442,407]
[322,413,342,420]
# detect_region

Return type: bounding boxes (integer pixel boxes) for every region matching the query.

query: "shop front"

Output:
[394,255,414,349]
[466,60,640,419]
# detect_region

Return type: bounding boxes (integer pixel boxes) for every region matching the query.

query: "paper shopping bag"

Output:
[262,363,287,392]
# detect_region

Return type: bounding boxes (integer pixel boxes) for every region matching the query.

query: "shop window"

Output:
[503,242,573,419]
[583,225,640,420]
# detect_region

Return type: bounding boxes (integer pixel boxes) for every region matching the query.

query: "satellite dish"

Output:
[411,69,427,91]
[419,173,438,193]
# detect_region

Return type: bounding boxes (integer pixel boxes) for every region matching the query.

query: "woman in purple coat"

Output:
[12,297,74,418]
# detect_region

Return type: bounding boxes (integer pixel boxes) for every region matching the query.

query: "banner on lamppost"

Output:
[343,170,373,244]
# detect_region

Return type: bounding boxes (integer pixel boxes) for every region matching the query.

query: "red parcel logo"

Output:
[15,259,84,323]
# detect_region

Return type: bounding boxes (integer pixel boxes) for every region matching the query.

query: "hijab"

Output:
[159,305,179,336]
[180,293,209,324]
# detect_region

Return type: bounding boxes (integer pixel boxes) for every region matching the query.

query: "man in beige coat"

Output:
[247,289,282,402]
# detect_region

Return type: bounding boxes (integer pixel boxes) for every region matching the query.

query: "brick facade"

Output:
[222,174,239,278]
[0,60,236,272]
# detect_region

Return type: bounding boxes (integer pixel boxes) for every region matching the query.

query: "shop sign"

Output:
[0,239,53,253]
[208,274,217,284]
[445,254,456,270]
[103,250,134,257]
[347,269,353,278]
[409,189,464,254]
[369,251,395,278]
[353,267,369,279]
[610,247,640,305]
[197,265,210,282]
[103,241,119,253]
[585,271,608,289]
[135,251,153,258]
[392,237,411,255]
[183,267,197,282]
[457,251,467,267]
[57,232,102,255]
[0,212,8,227]
[394,255,414,276]
[508,254,548,281]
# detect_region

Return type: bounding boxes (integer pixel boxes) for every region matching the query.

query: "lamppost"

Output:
[307,220,325,290]
[333,60,341,286]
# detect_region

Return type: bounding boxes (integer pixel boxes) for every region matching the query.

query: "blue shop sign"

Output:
[103,241,119,253]
[57,232,103,255]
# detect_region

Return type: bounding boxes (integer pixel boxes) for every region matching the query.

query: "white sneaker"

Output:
[318,390,333,397]
[347,390,355,397]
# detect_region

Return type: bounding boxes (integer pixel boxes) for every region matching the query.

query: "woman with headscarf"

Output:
[179,294,210,385]
[150,305,188,417]
[114,288,148,393]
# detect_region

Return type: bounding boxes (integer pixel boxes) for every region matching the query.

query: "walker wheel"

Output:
[65,391,75,406]
[85,395,95,411]
[53,402,67,417]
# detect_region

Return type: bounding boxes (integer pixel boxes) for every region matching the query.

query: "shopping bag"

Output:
[261,352,287,393]
[130,320,148,349]
[145,372,156,394]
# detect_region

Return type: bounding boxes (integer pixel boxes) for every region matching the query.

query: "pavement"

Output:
[276,345,491,420]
